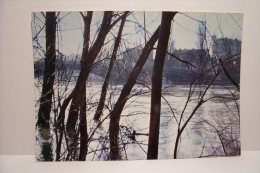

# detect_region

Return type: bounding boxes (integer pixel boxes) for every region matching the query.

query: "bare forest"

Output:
[32,11,243,161]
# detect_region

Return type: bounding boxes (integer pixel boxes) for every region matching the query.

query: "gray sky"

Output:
[32,11,243,57]
[172,12,243,49]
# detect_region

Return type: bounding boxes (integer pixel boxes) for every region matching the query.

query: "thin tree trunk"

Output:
[56,11,127,160]
[57,12,127,130]
[37,12,56,128]
[58,12,93,161]
[147,12,176,160]
[55,119,64,161]
[66,12,93,133]
[94,12,129,121]
[36,12,56,161]
[173,72,219,159]
[65,12,114,133]
[109,26,160,160]
[79,83,88,160]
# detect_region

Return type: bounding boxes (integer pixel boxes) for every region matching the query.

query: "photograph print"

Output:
[32,11,243,161]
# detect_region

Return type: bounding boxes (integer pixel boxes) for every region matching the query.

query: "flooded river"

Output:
[36,83,240,160]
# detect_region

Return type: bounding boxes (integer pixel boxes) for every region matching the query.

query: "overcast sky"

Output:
[32,11,243,57]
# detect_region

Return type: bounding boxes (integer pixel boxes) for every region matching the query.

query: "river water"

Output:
[35,83,240,160]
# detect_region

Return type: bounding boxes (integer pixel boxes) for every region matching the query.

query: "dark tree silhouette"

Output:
[94,12,129,121]
[109,26,160,160]
[55,11,129,161]
[36,12,56,128]
[32,11,242,161]
[66,11,93,136]
[79,85,87,160]
[147,12,177,159]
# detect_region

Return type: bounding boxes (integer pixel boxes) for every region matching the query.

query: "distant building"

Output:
[163,36,241,85]
[164,48,209,84]
[211,35,241,84]
[111,47,154,84]
[211,35,241,59]
[34,36,241,86]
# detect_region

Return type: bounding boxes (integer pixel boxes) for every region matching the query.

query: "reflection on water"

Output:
[35,84,240,160]
[36,127,53,161]
[117,84,240,159]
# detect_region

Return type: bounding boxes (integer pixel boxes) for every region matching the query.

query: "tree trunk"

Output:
[79,83,88,160]
[147,12,176,160]
[36,12,56,161]
[57,12,127,130]
[66,12,93,134]
[94,12,129,121]
[109,26,160,160]
[173,72,219,159]
[65,12,114,133]
[57,11,126,160]
[37,12,56,128]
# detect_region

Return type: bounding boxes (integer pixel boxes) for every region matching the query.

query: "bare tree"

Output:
[32,11,242,161]
[109,26,160,160]
[173,70,220,159]
[147,12,177,159]
[37,12,56,128]
[35,12,56,161]
[67,11,93,161]
[94,12,129,121]
[55,11,130,161]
